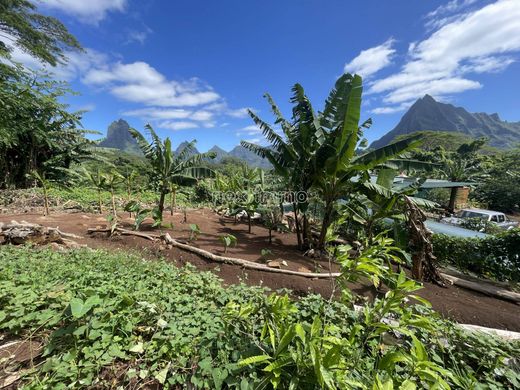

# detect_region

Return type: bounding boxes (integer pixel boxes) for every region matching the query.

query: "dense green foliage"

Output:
[472,148,520,212]
[0,65,93,189]
[394,131,499,154]
[0,0,81,66]
[433,229,520,282]
[1,246,519,389]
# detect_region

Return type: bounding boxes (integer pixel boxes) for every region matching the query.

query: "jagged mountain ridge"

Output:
[96,120,270,168]
[371,95,520,149]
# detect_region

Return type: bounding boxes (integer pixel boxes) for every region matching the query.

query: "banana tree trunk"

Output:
[292,202,302,250]
[97,189,103,214]
[158,191,166,217]
[170,187,176,216]
[43,186,49,216]
[110,188,117,217]
[317,201,334,250]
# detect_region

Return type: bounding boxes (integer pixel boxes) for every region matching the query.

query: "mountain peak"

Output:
[175,141,199,155]
[421,94,436,102]
[371,97,520,149]
[98,119,141,154]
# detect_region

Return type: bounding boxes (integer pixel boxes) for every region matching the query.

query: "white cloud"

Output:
[426,0,478,19]
[344,39,396,78]
[125,26,153,45]
[159,121,199,131]
[238,125,262,135]
[84,61,221,107]
[40,0,127,23]
[369,0,520,112]
[226,107,251,118]
[244,138,261,144]
[122,108,193,120]
[370,102,414,115]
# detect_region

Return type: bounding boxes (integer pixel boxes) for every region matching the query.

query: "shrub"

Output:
[433,229,520,281]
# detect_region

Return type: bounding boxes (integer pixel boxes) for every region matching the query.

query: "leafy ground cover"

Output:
[0,246,519,389]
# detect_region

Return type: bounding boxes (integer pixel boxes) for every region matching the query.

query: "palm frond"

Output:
[352,135,422,170]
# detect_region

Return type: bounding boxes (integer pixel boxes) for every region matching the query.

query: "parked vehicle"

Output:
[441,208,519,231]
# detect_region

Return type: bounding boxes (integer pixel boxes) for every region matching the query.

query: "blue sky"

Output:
[8,0,520,151]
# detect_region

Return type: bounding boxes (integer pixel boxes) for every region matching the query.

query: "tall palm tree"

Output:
[130,125,216,216]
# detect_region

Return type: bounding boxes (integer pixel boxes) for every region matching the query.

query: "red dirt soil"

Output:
[1,209,519,332]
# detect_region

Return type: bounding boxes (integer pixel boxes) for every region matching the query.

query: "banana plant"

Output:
[27,170,54,216]
[103,170,123,217]
[130,124,216,217]
[82,168,107,214]
[243,73,424,250]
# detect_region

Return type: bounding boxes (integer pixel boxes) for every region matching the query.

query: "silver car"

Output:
[441,208,519,231]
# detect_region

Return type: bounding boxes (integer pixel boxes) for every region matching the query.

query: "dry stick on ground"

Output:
[404,197,447,286]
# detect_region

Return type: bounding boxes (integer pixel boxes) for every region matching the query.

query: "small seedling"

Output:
[219,234,237,253]
[260,248,273,260]
[124,201,151,230]
[106,214,118,235]
[189,224,201,241]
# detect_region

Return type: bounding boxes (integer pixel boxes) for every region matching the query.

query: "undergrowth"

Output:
[0,246,518,389]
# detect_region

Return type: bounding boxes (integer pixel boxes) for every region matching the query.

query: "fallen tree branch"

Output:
[87,227,160,241]
[441,274,520,304]
[162,233,339,279]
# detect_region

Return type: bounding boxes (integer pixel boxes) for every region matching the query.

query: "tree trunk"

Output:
[317,201,334,250]
[158,191,166,217]
[405,197,446,286]
[448,187,458,212]
[248,213,252,234]
[302,213,311,248]
[43,186,49,216]
[170,187,176,216]
[269,228,272,245]
[111,188,117,217]
[97,190,103,214]
[292,203,302,250]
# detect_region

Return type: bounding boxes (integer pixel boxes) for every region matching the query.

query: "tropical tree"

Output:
[439,139,487,211]
[0,0,82,66]
[241,89,323,249]
[243,74,421,250]
[0,64,94,189]
[130,125,216,216]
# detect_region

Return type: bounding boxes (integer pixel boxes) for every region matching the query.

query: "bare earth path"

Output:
[1,209,519,331]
